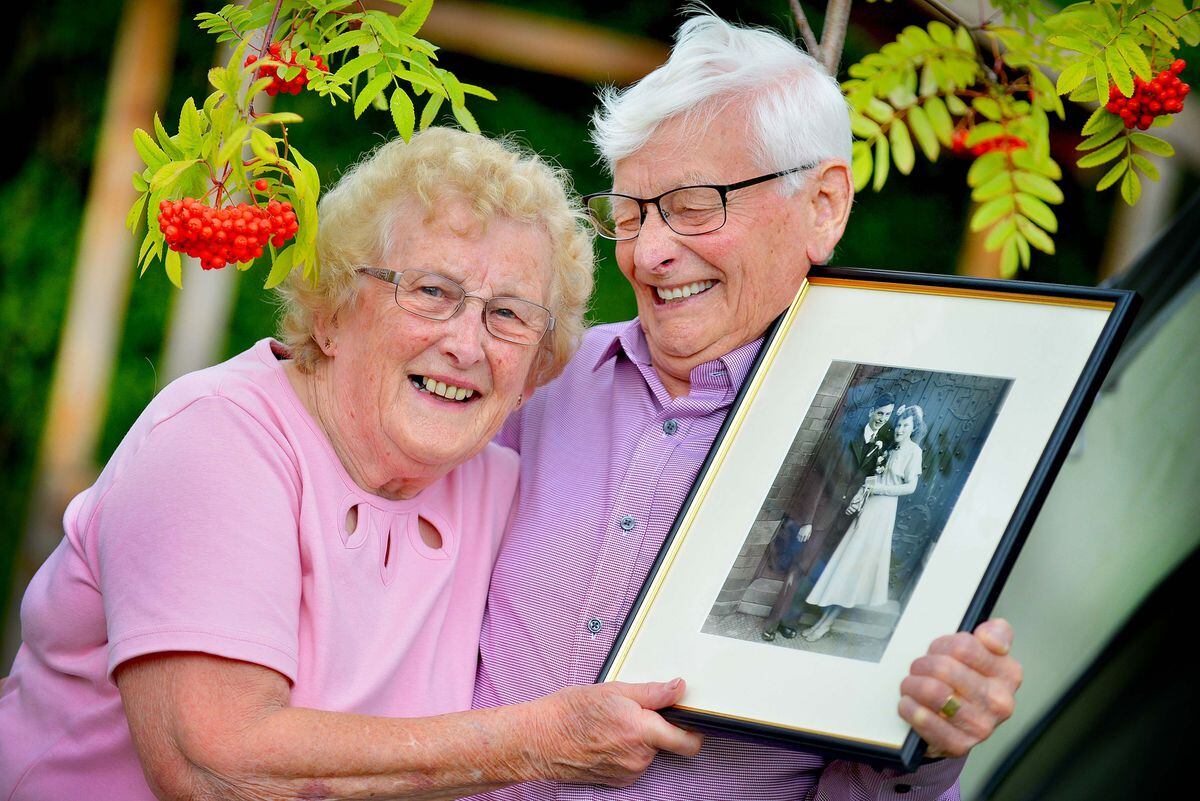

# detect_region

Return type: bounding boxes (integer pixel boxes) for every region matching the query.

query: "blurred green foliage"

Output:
[0,0,1151,635]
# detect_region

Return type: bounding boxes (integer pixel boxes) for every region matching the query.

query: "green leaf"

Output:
[873,135,890,192]
[249,127,279,163]
[152,113,181,159]
[452,103,480,134]
[851,112,881,138]
[1130,153,1159,182]
[906,106,939,161]
[1011,149,1062,180]
[132,172,149,192]
[1082,107,1122,137]
[389,87,415,140]
[149,159,199,192]
[889,122,915,175]
[355,72,393,118]
[252,112,304,127]
[1092,55,1108,102]
[920,99,951,148]
[1120,168,1141,205]
[945,94,968,116]
[851,141,873,192]
[971,195,1015,231]
[984,217,1017,250]
[134,128,168,171]
[1016,216,1056,254]
[965,122,1005,147]
[126,193,148,234]
[1057,59,1089,95]
[972,171,1013,202]
[968,151,1007,187]
[864,98,895,124]
[460,82,497,102]
[1105,45,1133,97]
[1077,126,1122,151]
[972,96,1003,121]
[177,97,203,153]
[1076,138,1126,169]
[1096,157,1128,191]
[1048,35,1096,54]
[164,248,183,289]
[1015,232,1031,269]
[419,93,444,130]
[1129,133,1174,157]
[1013,171,1064,203]
[217,125,250,170]
[954,25,975,53]
[333,52,383,83]
[1115,35,1151,81]
[1143,16,1179,49]
[396,0,434,35]
[264,244,296,289]
[322,29,374,55]
[1000,236,1020,277]
[1015,193,1058,233]
[928,21,955,46]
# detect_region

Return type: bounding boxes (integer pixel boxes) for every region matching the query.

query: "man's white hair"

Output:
[590,11,851,193]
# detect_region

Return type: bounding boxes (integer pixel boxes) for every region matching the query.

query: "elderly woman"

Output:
[0,128,701,800]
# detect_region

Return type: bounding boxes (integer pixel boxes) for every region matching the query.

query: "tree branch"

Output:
[789,0,821,57]
[819,0,853,77]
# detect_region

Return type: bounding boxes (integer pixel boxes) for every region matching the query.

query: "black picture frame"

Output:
[597,266,1139,771]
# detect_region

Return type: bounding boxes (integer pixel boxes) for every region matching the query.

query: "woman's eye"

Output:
[418,285,445,298]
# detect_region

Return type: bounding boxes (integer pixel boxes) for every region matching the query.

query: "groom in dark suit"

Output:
[762,393,895,641]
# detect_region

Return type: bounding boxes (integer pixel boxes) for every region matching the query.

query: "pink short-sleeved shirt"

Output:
[0,338,519,801]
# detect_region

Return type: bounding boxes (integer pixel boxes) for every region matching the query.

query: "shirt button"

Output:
[663,419,679,436]
[587,618,603,634]
[893,784,912,794]
[619,515,636,532]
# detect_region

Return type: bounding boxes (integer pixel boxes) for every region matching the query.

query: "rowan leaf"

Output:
[322,29,374,55]
[1105,45,1133,97]
[971,195,1015,231]
[1077,125,1121,151]
[852,140,873,192]
[965,122,1005,147]
[1015,231,1031,268]
[1015,193,1058,233]
[419,93,444,130]
[851,112,881,138]
[1120,168,1141,205]
[966,153,1006,192]
[906,106,939,161]
[355,72,393,118]
[126,193,147,234]
[873,135,890,191]
[452,103,480,134]
[945,94,969,115]
[972,171,1013,202]
[1115,35,1151,81]
[1130,153,1160,182]
[1000,236,1020,277]
[923,96,954,146]
[1092,55,1108,101]
[164,248,183,289]
[149,159,199,192]
[1076,137,1126,169]
[1129,133,1174,157]
[889,122,915,175]
[1016,216,1056,254]
[1057,60,1089,95]
[1013,171,1064,203]
[389,87,415,141]
[333,52,383,83]
[264,244,296,289]
[134,129,168,171]
[1082,106,1122,136]
[1095,157,1128,191]
[984,217,1017,250]
[972,96,1003,121]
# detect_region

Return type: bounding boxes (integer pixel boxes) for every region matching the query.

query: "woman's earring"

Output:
[325,338,332,349]
[516,394,523,407]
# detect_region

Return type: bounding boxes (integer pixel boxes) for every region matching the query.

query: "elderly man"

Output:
[474,12,1022,801]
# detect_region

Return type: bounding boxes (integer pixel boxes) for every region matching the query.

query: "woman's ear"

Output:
[804,162,854,265]
[313,309,341,357]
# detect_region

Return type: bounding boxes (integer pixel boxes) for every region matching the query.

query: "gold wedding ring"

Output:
[939,694,962,719]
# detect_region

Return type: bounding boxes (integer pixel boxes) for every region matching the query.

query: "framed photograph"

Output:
[597,266,1138,770]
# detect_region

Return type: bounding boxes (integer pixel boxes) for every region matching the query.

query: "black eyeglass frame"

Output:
[357,267,556,346]
[581,164,818,241]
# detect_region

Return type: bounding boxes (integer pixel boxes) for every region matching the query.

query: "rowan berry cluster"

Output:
[245,42,327,97]
[157,198,299,271]
[952,128,1028,157]
[1105,59,1190,130]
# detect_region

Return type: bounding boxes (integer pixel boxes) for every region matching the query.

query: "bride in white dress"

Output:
[802,405,925,642]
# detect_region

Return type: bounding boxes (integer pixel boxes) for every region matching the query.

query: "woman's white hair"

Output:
[590,11,851,193]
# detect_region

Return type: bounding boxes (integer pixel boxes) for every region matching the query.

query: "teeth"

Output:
[655,280,714,302]
[417,376,475,401]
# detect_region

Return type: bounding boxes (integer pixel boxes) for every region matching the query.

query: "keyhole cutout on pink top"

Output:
[344,505,359,537]
[418,515,443,550]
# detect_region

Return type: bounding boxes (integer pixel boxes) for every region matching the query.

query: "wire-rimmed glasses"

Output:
[581,165,817,241]
[358,268,555,346]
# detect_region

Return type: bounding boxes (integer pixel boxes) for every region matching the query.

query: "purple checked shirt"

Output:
[474,319,964,801]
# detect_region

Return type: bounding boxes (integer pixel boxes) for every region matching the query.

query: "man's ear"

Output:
[804,162,854,265]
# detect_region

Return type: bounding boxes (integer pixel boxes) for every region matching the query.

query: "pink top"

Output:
[0,338,519,801]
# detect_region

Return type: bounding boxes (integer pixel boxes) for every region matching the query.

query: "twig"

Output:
[820,0,854,77]
[789,0,821,57]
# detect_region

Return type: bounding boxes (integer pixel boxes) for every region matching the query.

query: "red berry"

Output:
[254,178,268,192]
[1172,59,1186,75]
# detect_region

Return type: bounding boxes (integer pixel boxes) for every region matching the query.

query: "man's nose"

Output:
[632,202,677,273]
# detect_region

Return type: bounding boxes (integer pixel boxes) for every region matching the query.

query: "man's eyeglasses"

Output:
[358,268,555,346]
[581,165,816,241]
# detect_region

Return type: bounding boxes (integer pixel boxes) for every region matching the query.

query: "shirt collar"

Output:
[592,318,764,399]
